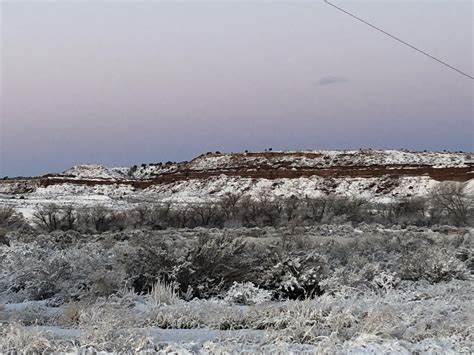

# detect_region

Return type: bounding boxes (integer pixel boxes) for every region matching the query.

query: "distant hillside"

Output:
[41,149,474,185]
[0,149,472,218]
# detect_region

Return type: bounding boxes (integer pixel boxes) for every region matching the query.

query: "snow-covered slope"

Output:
[60,163,180,180]
[55,150,472,180]
[0,150,472,217]
[187,150,471,170]
[62,164,126,180]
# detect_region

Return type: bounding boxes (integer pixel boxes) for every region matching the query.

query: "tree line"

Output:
[0,181,472,235]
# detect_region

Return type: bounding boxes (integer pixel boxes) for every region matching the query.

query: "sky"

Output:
[1,0,473,177]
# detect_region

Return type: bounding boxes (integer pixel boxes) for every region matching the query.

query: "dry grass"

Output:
[0,323,55,353]
[0,225,472,352]
[78,301,153,352]
[149,280,180,306]
[60,302,82,326]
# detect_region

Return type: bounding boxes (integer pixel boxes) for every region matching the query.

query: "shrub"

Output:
[399,247,469,283]
[77,206,126,233]
[320,262,400,295]
[0,207,24,230]
[429,182,473,226]
[172,232,257,298]
[223,282,272,305]
[0,241,130,302]
[32,205,77,232]
[261,251,329,299]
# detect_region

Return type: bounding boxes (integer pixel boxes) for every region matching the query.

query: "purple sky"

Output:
[1,0,473,176]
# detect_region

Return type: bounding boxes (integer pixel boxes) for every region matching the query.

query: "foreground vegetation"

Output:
[0,181,472,353]
[0,223,472,353]
[1,182,471,238]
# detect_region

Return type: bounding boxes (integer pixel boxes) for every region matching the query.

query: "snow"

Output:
[51,150,472,180]
[0,150,472,219]
[145,175,446,205]
[4,278,473,353]
[59,162,182,180]
[0,174,470,220]
[21,326,265,344]
[1,224,472,353]
[62,164,126,180]
[187,150,471,171]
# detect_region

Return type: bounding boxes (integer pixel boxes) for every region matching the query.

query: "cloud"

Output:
[318,75,349,86]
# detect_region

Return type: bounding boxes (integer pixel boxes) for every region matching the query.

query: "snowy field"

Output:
[0,150,472,353]
[2,176,473,221]
[1,149,472,222]
[0,225,472,353]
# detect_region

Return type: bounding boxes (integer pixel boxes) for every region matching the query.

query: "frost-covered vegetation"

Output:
[0,180,472,353]
[3,181,470,236]
[0,217,473,353]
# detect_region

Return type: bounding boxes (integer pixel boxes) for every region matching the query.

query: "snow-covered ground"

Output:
[1,150,472,220]
[40,149,474,180]
[1,175,472,221]
[187,149,472,171]
[1,221,472,353]
[1,279,472,353]
[0,150,471,353]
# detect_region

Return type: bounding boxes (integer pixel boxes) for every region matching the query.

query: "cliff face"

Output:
[0,150,472,216]
[36,150,473,189]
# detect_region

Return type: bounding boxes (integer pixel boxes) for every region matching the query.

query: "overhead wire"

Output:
[324,0,473,80]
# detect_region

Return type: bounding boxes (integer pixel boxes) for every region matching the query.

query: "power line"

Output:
[324,0,474,80]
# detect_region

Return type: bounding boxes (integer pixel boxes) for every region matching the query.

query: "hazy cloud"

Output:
[318,75,349,86]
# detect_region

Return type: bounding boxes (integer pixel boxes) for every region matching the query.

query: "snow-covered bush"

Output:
[0,226,470,305]
[261,251,329,299]
[0,207,16,227]
[320,262,401,295]
[171,232,270,299]
[1,224,472,353]
[0,241,130,302]
[399,247,469,283]
[0,206,28,232]
[371,271,401,291]
[224,282,272,305]
[6,304,57,326]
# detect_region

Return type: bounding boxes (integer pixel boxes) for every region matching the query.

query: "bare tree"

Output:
[32,204,62,232]
[430,182,473,226]
[238,196,261,227]
[256,193,283,226]
[172,206,192,228]
[191,204,224,227]
[0,206,25,243]
[282,196,301,223]
[132,205,149,227]
[304,197,330,223]
[133,203,167,229]
[62,205,77,230]
[386,197,428,226]
[0,206,23,229]
[219,192,243,221]
[78,205,122,232]
[328,196,369,224]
